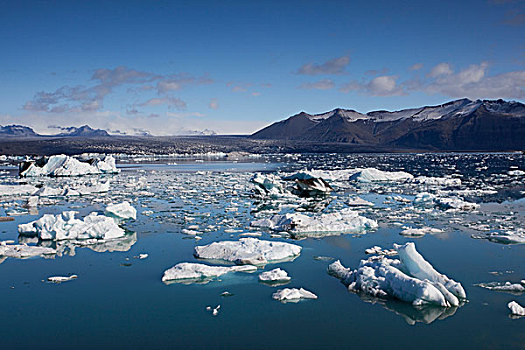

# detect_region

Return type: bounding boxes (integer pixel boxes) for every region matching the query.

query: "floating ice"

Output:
[347,196,374,207]
[365,246,397,256]
[36,181,110,197]
[18,211,126,241]
[0,241,56,260]
[0,184,38,196]
[293,177,333,196]
[272,288,317,302]
[259,268,291,282]
[161,262,257,283]
[472,229,525,245]
[400,226,443,237]
[349,168,414,183]
[105,201,137,220]
[414,192,479,211]
[251,174,287,198]
[476,281,525,293]
[413,176,461,187]
[508,301,525,316]
[194,238,302,265]
[251,208,377,238]
[328,242,465,307]
[48,275,78,283]
[20,154,119,177]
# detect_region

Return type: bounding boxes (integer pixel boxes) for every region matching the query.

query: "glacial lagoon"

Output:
[1,152,524,349]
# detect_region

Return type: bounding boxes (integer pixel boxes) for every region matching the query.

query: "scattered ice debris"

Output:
[400,226,443,237]
[47,275,78,283]
[212,305,220,316]
[161,262,257,283]
[349,168,414,183]
[259,268,291,283]
[472,229,525,245]
[134,253,149,259]
[35,181,110,197]
[364,246,397,256]
[475,281,525,294]
[18,211,126,241]
[194,238,302,265]
[105,201,137,220]
[414,192,479,211]
[220,291,234,297]
[251,174,287,198]
[328,242,465,307]
[508,170,525,176]
[251,208,377,238]
[0,241,56,260]
[413,176,461,187]
[20,154,119,177]
[347,196,373,207]
[508,301,525,316]
[0,184,38,196]
[272,288,318,302]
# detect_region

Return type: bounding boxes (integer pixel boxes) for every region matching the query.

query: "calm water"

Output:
[0,153,524,349]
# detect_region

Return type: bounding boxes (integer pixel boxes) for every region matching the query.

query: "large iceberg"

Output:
[328,242,465,307]
[18,211,126,241]
[349,168,414,183]
[162,262,257,284]
[251,208,377,238]
[20,154,119,177]
[194,237,302,265]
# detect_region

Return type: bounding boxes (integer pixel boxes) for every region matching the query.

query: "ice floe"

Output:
[508,301,525,316]
[259,268,291,283]
[272,288,318,302]
[475,281,525,294]
[20,154,119,177]
[414,192,479,211]
[251,208,377,238]
[349,168,414,183]
[347,196,374,207]
[472,229,525,244]
[18,211,126,241]
[48,275,78,283]
[194,238,302,265]
[328,242,465,307]
[161,262,257,283]
[0,184,38,196]
[35,181,110,197]
[400,226,443,237]
[105,201,137,220]
[0,241,56,261]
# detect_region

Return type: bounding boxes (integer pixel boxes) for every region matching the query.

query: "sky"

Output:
[0,0,524,135]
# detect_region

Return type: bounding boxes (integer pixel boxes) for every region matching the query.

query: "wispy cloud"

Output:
[299,79,335,90]
[340,75,405,96]
[297,56,350,75]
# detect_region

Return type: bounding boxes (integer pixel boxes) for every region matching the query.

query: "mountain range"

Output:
[0,125,110,138]
[251,99,525,151]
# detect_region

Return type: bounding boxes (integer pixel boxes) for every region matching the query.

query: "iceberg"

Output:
[48,275,78,283]
[400,226,443,237]
[18,211,126,241]
[475,281,525,294]
[194,238,302,265]
[414,192,479,211]
[251,208,377,238]
[413,176,461,187]
[328,242,465,307]
[105,201,137,220]
[272,288,317,302]
[293,177,333,196]
[473,229,525,245]
[349,168,414,183]
[161,262,257,283]
[0,241,56,261]
[35,181,110,197]
[20,154,119,177]
[251,174,288,198]
[347,196,374,207]
[259,268,291,283]
[508,301,525,316]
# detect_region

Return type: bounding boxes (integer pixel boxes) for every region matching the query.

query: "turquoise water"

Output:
[0,153,524,349]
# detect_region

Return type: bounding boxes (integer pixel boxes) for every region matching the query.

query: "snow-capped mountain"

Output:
[0,125,39,137]
[251,99,525,150]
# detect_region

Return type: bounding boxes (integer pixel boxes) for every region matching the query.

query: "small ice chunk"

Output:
[105,201,137,220]
[349,168,413,183]
[259,268,291,282]
[194,238,302,265]
[272,288,317,302]
[161,262,257,283]
[476,282,525,293]
[0,184,38,196]
[347,196,374,207]
[400,227,443,237]
[48,274,78,283]
[508,301,525,316]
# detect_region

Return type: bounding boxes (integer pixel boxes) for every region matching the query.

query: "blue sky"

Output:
[1,0,524,135]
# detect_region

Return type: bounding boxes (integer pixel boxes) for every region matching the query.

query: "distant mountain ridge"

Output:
[0,124,111,138]
[251,99,525,151]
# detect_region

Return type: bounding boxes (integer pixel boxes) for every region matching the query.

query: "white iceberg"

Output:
[347,196,374,207]
[20,154,119,177]
[272,288,317,302]
[18,211,126,241]
[413,176,461,187]
[251,173,288,198]
[414,192,479,211]
[194,237,302,265]
[161,262,257,283]
[251,208,377,238]
[259,268,291,283]
[349,168,414,183]
[328,242,465,307]
[48,275,78,283]
[105,201,137,220]
[508,301,525,316]
[0,241,56,260]
[476,281,525,293]
[400,226,443,237]
[36,181,110,197]
[472,229,525,245]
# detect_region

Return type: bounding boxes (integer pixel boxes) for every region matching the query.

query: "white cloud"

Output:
[428,63,453,78]
[340,75,404,96]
